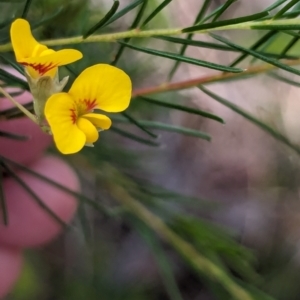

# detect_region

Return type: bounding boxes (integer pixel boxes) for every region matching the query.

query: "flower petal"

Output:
[68,64,132,113]
[21,49,83,78]
[45,93,86,154]
[83,113,112,130]
[10,18,48,61]
[77,117,99,144]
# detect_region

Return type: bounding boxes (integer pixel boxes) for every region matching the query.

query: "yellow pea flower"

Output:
[45,64,132,155]
[10,18,82,79]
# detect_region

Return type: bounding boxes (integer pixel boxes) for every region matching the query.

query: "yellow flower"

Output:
[10,18,82,79]
[45,64,132,154]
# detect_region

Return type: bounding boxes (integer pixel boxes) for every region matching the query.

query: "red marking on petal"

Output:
[21,61,58,76]
[83,99,97,112]
[70,108,77,124]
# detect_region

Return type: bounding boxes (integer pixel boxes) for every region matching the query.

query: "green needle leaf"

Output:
[269,72,300,87]
[0,68,28,89]
[1,162,69,228]
[265,0,289,12]
[0,155,112,216]
[282,30,300,37]
[201,0,237,24]
[0,130,28,140]
[111,0,148,65]
[0,163,8,226]
[111,126,160,146]
[136,121,211,140]
[135,221,184,300]
[0,54,25,75]
[32,6,66,29]
[196,0,212,22]
[274,0,300,19]
[211,0,238,22]
[199,85,300,155]
[21,0,33,18]
[141,0,172,26]
[211,33,300,76]
[1,102,33,120]
[112,117,211,140]
[104,0,145,27]
[118,41,243,73]
[83,0,120,39]
[228,30,277,67]
[279,33,300,58]
[139,96,224,123]
[121,111,158,138]
[168,0,212,79]
[155,35,237,51]
[0,17,14,30]
[183,11,269,32]
[155,35,298,59]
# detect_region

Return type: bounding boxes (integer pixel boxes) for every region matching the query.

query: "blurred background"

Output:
[2,0,300,299]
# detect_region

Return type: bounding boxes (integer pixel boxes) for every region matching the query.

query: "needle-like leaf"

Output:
[141,0,172,26]
[0,68,28,89]
[228,30,277,67]
[21,0,33,18]
[102,0,143,27]
[168,0,212,79]
[111,0,148,65]
[83,0,120,39]
[0,130,28,140]
[199,85,300,155]
[139,96,224,123]
[273,0,300,19]
[269,72,300,87]
[183,11,269,33]
[121,112,158,138]
[265,0,290,12]
[111,126,160,146]
[0,155,113,216]
[211,33,300,76]
[155,35,299,59]
[112,117,211,140]
[119,41,243,73]
[211,0,238,22]
[1,162,69,228]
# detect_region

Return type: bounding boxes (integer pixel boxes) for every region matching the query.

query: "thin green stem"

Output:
[0,86,37,124]
[1,19,300,51]
[103,165,253,300]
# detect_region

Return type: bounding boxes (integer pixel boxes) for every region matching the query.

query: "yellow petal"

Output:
[83,113,112,130]
[77,117,99,144]
[45,93,86,154]
[10,18,48,61]
[68,64,132,113]
[21,49,83,78]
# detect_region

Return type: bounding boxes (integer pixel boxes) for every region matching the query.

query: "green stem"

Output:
[0,86,38,124]
[103,165,253,300]
[1,18,300,51]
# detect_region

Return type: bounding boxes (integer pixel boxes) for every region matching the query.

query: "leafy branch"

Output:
[2,18,300,51]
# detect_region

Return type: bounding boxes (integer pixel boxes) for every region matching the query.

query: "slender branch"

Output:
[103,165,253,300]
[1,18,300,51]
[132,58,300,97]
[0,86,37,124]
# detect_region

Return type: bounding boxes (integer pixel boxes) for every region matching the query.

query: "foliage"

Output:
[2,0,300,299]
